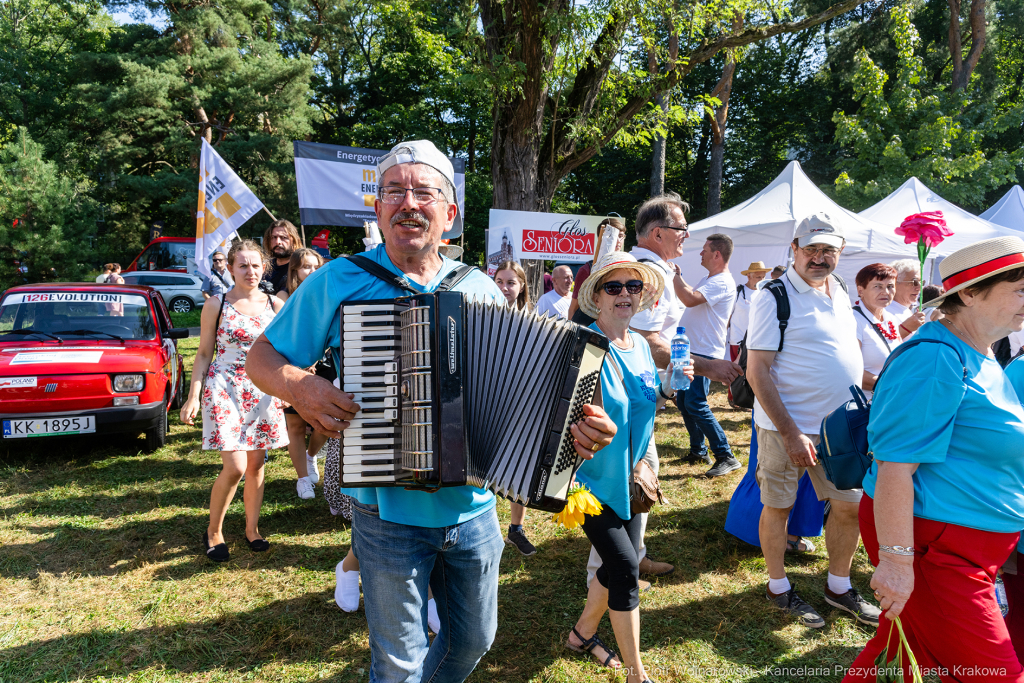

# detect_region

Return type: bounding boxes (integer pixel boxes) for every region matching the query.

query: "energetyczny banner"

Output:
[293,142,466,239]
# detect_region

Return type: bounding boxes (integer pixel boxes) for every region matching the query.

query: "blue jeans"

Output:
[675,354,732,459]
[350,501,504,683]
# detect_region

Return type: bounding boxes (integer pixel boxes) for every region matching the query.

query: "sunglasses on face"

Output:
[601,280,644,296]
[898,278,922,286]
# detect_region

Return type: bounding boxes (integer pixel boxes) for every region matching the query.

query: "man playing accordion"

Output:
[247,139,617,683]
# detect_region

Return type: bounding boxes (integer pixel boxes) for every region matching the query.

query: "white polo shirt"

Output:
[680,271,735,358]
[885,300,914,324]
[747,270,863,435]
[852,303,902,400]
[728,284,758,345]
[535,289,571,319]
[628,246,684,342]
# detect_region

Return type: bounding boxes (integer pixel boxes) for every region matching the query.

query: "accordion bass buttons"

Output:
[400,304,435,472]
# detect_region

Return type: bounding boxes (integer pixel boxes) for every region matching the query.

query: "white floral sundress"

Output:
[201,297,288,451]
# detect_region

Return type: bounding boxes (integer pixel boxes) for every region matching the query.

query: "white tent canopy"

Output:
[674,160,910,291]
[859,177,1021,285]
[981,185,1024,231]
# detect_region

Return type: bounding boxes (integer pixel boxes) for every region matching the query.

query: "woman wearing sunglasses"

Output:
[564,252,692,683]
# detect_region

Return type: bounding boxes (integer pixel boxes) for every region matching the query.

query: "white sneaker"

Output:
[296,477,315,500]
[428,597,441,634]
[335,561,360,612]
[306,452,320,485]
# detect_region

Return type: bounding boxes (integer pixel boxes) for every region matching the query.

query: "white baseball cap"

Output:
[795,212,845,249]
[377,140,463,239]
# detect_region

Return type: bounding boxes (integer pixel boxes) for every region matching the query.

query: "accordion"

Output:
[324,292,609,512]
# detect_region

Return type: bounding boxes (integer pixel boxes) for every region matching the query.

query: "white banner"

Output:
[293,142,466,239]
[196,139,264,277]
[486,210,612,275]
[3,292,148,307]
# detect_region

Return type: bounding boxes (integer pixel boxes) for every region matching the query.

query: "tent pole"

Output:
[300,224,306,247]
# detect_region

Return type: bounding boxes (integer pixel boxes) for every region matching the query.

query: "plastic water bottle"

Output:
[670,326,691,391]
[996,576,1009,618]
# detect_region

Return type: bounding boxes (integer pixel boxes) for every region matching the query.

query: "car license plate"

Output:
[2,416,96,438]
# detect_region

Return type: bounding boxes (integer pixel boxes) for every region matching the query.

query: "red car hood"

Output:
[0,342,163,375]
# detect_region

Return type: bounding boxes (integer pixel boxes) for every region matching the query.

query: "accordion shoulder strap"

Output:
[346,254,477,294]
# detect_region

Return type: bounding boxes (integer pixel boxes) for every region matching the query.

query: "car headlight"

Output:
[112,374,145,392]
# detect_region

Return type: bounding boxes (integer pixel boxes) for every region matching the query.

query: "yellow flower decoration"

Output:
[553,483,603,529]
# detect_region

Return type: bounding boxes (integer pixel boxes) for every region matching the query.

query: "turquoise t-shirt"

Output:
[263,245,504,528]
[863,321,1024,535]
[574,327,658,521]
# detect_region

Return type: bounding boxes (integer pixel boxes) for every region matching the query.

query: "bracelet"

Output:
[899,324,910,333]
[658,385,674,400]
[879,544,915,556]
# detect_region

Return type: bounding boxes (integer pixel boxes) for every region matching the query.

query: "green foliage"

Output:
[0,128,98,288]
[832,3,1024,211]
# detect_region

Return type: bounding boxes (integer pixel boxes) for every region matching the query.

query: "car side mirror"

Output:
[166,328,189,339]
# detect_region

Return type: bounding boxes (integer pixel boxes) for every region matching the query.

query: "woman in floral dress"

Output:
[180,239,288,562]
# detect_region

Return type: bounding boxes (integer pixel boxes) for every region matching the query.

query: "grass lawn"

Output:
[170,309,203,329]
[0,338,884,682]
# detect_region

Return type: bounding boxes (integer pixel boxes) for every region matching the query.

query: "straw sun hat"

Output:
[741,261,771,276]
[924,236,1024,309]
[577,251,665,319]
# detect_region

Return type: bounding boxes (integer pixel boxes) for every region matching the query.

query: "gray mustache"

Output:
[391,211,430,229]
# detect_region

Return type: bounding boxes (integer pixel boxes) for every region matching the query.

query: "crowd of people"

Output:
[169,137,1024,683]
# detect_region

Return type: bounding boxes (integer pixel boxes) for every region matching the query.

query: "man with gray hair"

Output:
[887,258,927,338]
[246,139,616,683]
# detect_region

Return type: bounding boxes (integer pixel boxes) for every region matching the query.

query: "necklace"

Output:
[874,319,898,341]
[943,317,990,357]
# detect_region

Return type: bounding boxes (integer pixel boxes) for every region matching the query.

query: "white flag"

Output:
[195,139,265,277]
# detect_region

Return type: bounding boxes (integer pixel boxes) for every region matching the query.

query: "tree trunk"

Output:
[650,94,668,197]
[948,0,986,91]
[706,16,741,216]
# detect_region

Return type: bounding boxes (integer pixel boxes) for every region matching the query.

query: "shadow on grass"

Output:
[0,595,374,683]
[0,495,351,579]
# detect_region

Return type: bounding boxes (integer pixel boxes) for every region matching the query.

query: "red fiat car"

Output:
[0,283,188,452]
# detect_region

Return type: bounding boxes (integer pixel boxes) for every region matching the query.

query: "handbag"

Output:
[817,337,965,490]
[630,458,668,515]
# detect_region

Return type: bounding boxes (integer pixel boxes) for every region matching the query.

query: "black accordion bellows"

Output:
[329,291,608,512]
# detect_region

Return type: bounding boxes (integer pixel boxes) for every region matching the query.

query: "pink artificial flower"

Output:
[895,211,953,248]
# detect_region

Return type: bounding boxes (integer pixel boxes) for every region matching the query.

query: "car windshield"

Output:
[0,291,157,340]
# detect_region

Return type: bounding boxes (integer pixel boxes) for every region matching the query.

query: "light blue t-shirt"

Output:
[574,327,658,521]
[863,322,1024,536]
[264,245,504,528]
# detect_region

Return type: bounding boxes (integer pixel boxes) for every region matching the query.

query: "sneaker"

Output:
[296,477,315,500]
[505,528,537,556]
[767,584,825,628]
[683,452,712,465]
[335,561,360,612]
[705,456,742,478]
[427,597,441,634]
[824,586,881,626]
[306,453,320,485]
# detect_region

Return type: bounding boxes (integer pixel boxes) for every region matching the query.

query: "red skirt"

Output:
[842,495,1022,683]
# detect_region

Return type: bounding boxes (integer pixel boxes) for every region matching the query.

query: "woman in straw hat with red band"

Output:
[843,236,1024,683]
[565,252,692,683]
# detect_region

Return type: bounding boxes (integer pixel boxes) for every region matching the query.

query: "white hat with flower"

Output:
[577,251,664,319]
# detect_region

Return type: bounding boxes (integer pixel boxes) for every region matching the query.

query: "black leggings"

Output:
[581,505,643,611]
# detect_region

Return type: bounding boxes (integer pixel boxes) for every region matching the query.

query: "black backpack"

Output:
[730,274,848,410]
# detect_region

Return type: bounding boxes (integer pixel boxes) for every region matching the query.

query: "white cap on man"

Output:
[377,140,463,239]
[794,212,845,249]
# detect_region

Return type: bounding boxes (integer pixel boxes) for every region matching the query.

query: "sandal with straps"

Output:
[565,626,621,668]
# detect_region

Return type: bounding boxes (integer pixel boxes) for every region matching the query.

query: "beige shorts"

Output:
[755,428,862,509]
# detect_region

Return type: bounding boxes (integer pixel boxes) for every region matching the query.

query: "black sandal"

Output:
[565,626,620,668]
[244,532,270,552]
[203,531,230,562]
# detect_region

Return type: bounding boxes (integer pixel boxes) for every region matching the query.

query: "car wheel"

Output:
[144,398,168,453]
[170,296,194,313]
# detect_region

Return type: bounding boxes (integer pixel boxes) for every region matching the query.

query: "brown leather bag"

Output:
[630,459,668,515]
